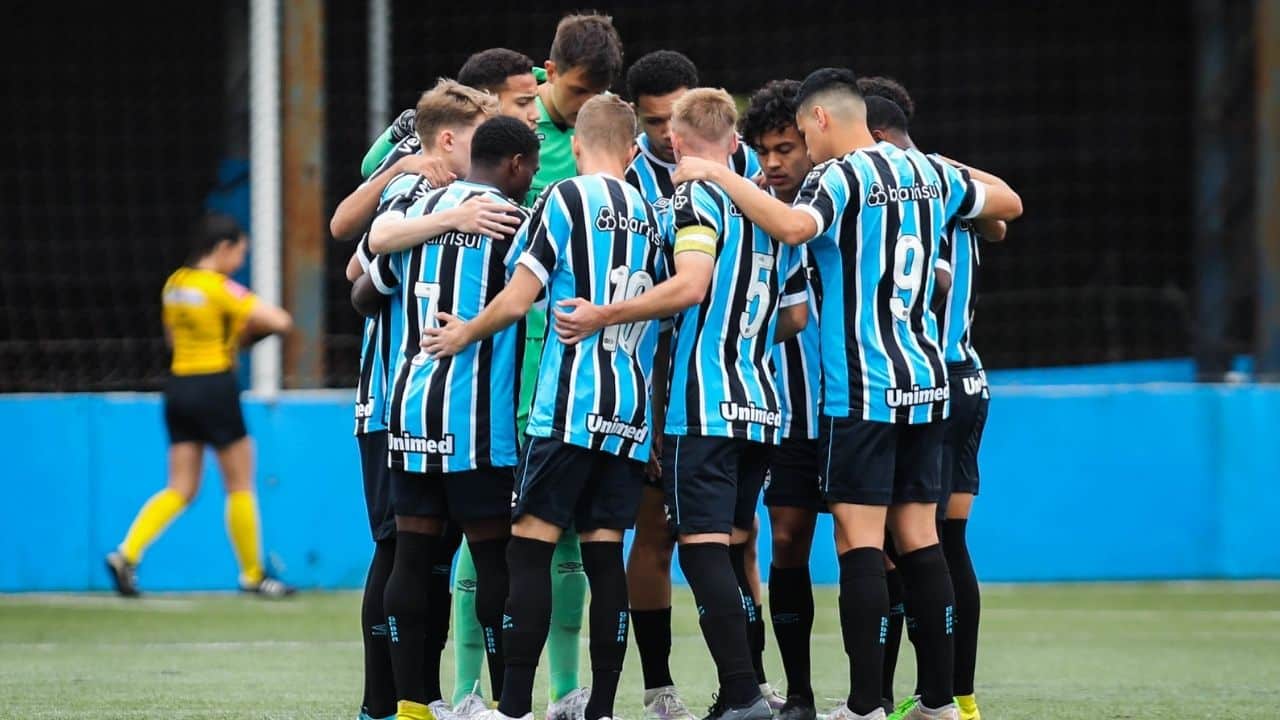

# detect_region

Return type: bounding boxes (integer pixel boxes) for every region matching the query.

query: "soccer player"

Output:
[670,69,1021,720]
[555,88,808,720]
[345,79,526,720]
[861,79,1009,720]
[737,79,825,720]
[421,93,661,720]
[619,51,776,720]
[104,213,293,599]
[365,106,539,720]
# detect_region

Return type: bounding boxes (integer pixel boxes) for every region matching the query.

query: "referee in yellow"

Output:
[105,213,295,598]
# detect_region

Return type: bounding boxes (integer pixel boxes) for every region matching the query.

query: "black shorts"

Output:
[763,437,826,512]
[163,371,247,448]
[390,466,514,523]
[662,434,768,535]
[358,431,396,541]
[513,436,645,532]
[817,416,944,506]
[941,362,990,506]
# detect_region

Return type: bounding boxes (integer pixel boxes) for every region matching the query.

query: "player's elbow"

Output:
[329,205,359,243]
[992,189,1023,222]
[674,277,710,310]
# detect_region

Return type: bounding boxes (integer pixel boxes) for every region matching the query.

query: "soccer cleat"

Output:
[759,685,787,714]
[703,696,773,720]
[547,687,591,720]
[954,695,979,720]
[240,575,296,599]
[642,685,697,720]
[824,703,886,720]
[885,697,918,720]
[428,700,456,720]
[899,703,958,720]
[358,713,395,720]
[471,710,531,720]
[776,695,817,720]
[451,693,491,720]
[104,551,140,597]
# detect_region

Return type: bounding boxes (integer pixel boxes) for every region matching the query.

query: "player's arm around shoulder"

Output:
[673,156,817,246]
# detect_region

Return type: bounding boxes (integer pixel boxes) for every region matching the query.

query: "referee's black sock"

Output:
[497,537,556,719]
[361,538,397,718]
[581,541,628,720]
[882,566,906,707]
[941,519,980,697]
[383,530,442,705]
[729,543,768,685]
[896,544,955,710]
[838,547,888,716]
[424,526,461,689]
[679,543,759,708]
[468,537,511,700]
[768,564,814,703]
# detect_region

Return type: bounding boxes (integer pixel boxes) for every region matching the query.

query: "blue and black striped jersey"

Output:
[665,180,806,444]
[352,171,433,435]
[517,174,671,462]
[935,164,983,370]
[794,141,985,424]
[369,179,528,472]
[770,246,822,440]
[624,133,763,208]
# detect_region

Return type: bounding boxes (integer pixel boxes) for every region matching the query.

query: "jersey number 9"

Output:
[889,235,924,322]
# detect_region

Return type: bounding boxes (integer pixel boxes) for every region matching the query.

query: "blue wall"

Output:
[2,381,1278,592]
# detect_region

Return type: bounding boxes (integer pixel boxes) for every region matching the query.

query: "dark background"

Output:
[1,1,1253,391]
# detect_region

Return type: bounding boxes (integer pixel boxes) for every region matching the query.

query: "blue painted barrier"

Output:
[2,380,1278,592]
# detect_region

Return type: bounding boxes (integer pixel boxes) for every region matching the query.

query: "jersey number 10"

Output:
[601,265,654,355]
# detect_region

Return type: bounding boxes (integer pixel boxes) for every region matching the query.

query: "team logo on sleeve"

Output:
[653,197,671,212]
[672,192,689,210]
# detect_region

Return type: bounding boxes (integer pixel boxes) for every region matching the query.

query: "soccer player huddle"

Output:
[337,12,1022,720]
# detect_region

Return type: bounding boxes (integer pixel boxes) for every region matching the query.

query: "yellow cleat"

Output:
[955,695,980,720]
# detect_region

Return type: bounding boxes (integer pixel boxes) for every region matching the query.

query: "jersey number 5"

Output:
[889,235,924,322]
[740,252,776,338]
[601,265,654,354]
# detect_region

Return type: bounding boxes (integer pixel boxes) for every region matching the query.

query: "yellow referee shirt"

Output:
[162,267,258,376]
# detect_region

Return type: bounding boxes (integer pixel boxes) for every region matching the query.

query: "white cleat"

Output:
[547,687,591,720]
[452,693,491,720]
[641,685,697,720]
[900,704,958,720]
[824,703,886,720]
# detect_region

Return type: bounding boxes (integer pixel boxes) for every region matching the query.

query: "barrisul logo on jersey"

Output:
[866,182,941,207]
[595,207,663,247]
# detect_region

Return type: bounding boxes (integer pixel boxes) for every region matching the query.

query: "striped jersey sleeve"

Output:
[794,159,858,237]
[671,181,721,257]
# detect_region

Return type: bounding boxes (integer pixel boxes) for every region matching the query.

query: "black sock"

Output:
[469,537,512,700]
[882,567,906,707]
[728,543,767,685]
[424,528,460,691]
[838,547,888,716]
[768,565,814,703]
[631,607,674,689]
[896,544,955,709]
[581,541,628,720]
[383,531,442,704]
[496,537,556,719]
[361,538,397,718]
[679,543,759,708]
[941,519,979,697]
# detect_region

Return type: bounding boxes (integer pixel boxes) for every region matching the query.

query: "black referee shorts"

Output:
[940,361,990,514]
[163,371,247,448]
[357,430,396,542]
